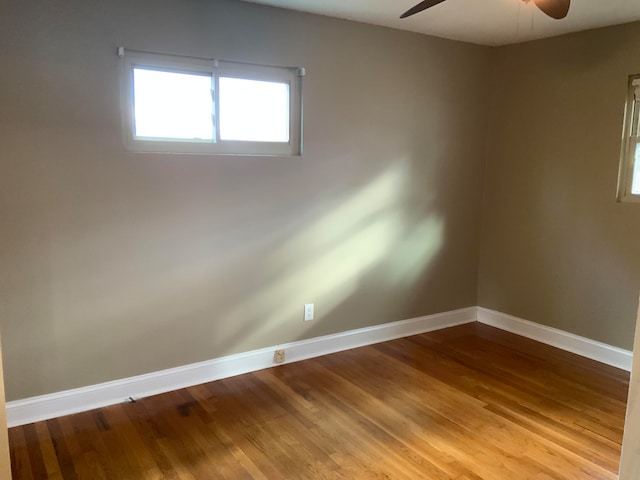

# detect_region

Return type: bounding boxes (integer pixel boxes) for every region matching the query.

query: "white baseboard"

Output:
[477,307,633,372]
[8,306,631,427]
[6,307,476,427]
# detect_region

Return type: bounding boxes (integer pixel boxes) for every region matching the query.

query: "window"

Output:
[618,75,640,202]
[119,49,303,156]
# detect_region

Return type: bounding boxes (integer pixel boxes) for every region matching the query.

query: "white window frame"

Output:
[618,75,640,203]
[119,49,303,156]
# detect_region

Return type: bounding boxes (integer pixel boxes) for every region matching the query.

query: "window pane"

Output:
[133,68,213,141]
[632,142,640,195]
[219,77,289,142]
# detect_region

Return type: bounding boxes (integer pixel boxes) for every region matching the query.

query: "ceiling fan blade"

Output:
[400,0,448,19]
[534,0,570,19]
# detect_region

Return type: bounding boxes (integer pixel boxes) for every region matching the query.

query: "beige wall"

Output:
[0,0,491,400]
[479,22,640,350]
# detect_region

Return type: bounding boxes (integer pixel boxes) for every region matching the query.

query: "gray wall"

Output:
[479,22,640,350]
[0,0,491,400]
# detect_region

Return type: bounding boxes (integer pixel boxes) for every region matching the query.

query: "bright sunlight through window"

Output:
[632,144,640,195]
[219,77,290,142]
[120,49,302,155]
[133,68,213,141]
[619,75,640,202]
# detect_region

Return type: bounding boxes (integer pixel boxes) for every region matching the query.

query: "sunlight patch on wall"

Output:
[215,162,444,352]
[385,217,444,286]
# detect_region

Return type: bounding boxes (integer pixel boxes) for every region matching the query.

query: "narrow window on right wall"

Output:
[618,75,640,203]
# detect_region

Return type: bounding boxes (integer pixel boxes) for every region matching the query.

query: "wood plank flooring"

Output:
[9,323,630,479]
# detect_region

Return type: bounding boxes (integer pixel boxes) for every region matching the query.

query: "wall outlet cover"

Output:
[274,349,285,363]
[304,304,314,321]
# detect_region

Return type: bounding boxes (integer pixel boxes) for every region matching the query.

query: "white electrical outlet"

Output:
[304,303,314,321]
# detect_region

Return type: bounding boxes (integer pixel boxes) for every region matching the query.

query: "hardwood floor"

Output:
[9,323,630,479]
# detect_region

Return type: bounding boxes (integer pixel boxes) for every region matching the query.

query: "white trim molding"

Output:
[8,306,632,427]
[477,307,633,372]
[7,307,476,427]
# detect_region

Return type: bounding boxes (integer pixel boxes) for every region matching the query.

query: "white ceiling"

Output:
[241,0,640,46]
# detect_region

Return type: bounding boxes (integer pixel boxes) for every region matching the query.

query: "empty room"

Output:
[2,0,640,478]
